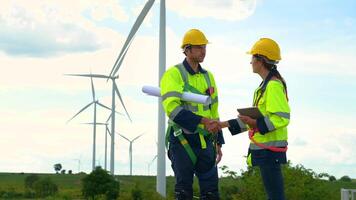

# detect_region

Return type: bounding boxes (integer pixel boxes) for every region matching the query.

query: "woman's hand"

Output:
[238,115,257,128]
[218,121,229,129]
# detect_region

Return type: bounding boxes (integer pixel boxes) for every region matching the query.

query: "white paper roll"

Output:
[142,85,211,105]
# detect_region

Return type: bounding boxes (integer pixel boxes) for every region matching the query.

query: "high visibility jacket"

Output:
[250,80,290,149]
[227,79,290,165]
[160,59,224,146]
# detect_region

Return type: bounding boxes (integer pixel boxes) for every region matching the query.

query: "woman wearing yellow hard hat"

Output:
[220,38,290,200]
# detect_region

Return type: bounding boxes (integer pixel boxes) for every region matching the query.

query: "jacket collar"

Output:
[183,58,207,75]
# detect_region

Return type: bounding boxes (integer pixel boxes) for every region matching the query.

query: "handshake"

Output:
[201,118,229,134]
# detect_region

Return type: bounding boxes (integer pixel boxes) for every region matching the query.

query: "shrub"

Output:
[24,174,40,190]
[82,166,120,200]
[329,176,336,182]
[340,175,352,182]
[131,183,143,200]
[33,177,58,198]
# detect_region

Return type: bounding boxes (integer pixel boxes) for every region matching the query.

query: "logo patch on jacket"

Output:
[206,87,214,96]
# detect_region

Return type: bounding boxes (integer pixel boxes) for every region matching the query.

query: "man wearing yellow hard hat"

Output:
[220,38,290,200]
[160,29,224,200]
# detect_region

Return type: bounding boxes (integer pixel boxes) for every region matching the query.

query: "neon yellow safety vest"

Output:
[250,80,290,150]
[160,63,219,149]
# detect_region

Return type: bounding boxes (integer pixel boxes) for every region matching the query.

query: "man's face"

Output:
[186,45,206,63]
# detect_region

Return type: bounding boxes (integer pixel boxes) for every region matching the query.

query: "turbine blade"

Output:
[107,127,111,136]
[96,101,111,112]
[64,74,111,79]
[132,134,144,142]
[114,82,132,122]
[91,77,95,101]
[151,155,157,163]
[111,39,133,77]
[109,0,155,77]
[81,122,107,125]
[106,113,113,123]
[67,102,94,123]
[117,133,130,142]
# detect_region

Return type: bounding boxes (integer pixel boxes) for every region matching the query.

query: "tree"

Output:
[68,170,72,174]
[61,169,66,174]
[33,177,58,198]
[54,163,62,174]
[220,165,238,179]
[329,175,336,182]
[82,166,120,200]
[24,174,39,190]
[340,175,352,182]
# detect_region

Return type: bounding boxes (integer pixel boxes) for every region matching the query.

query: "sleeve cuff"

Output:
[227,118,247,135]
[172,109,202,132]
[256,117,269,135]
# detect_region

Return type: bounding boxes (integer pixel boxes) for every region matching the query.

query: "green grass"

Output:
[0,172,356,199]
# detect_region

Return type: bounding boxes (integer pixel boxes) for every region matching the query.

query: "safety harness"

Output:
[249,71,288,153]
[165,63,217,165]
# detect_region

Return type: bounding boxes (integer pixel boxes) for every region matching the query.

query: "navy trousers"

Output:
[259,164,286,200]
[168,136,219,199]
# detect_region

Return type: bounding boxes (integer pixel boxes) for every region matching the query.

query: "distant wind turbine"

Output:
[117,132,144,176]
[66,75,112,171]
[65,73,132,175]
[148,154,157,175]
[73,155,81,173]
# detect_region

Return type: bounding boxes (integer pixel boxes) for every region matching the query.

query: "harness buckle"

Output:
[173,128,183,137]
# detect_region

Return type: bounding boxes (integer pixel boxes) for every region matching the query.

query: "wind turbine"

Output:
[67,76,112,171]
[65,73,132,175]
[148,154,157,175]
[117,132,144,176]
[82,112,116,171]
[82,121,109,170]
[107,0,166,196]
[73,155,82,173]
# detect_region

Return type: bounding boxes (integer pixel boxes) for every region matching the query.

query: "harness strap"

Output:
[248,128,287,152]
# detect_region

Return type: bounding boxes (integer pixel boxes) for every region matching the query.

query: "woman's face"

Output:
[250,56,262,73]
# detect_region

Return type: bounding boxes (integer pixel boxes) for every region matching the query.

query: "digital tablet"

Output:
[237,107,263,119]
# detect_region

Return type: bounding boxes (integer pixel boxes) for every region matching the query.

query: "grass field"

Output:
[0,172,355,199]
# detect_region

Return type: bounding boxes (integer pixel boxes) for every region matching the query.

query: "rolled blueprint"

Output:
[142,85,211,105]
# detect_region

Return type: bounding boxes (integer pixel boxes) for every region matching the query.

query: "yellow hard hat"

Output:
[181,29,209,49]
[247,38,281,61]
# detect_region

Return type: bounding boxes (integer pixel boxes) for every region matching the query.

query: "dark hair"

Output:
[254,54,288,100]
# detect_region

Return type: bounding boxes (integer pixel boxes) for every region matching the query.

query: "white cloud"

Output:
[0,0,128,56]
[284,51,356,76]
[167,0,257,21]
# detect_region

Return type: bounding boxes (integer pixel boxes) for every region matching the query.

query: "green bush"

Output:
[339,175,352,182]
[82,166,120,200]
[33,177,58,198]
[131,183,143,200]
[218,162,344,200]
[329,175,336,182]
[24,174,40,190]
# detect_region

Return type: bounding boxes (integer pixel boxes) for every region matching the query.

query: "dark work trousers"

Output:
[259,164,286,200]
[168,135,219,199]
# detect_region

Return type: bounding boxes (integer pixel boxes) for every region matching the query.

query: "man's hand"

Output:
[215,144,223,164]
[238,115,257,128]
[218,121,229,129]
[201,118,220,134]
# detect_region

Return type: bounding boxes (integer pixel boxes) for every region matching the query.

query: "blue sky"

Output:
[0,0,355,179]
